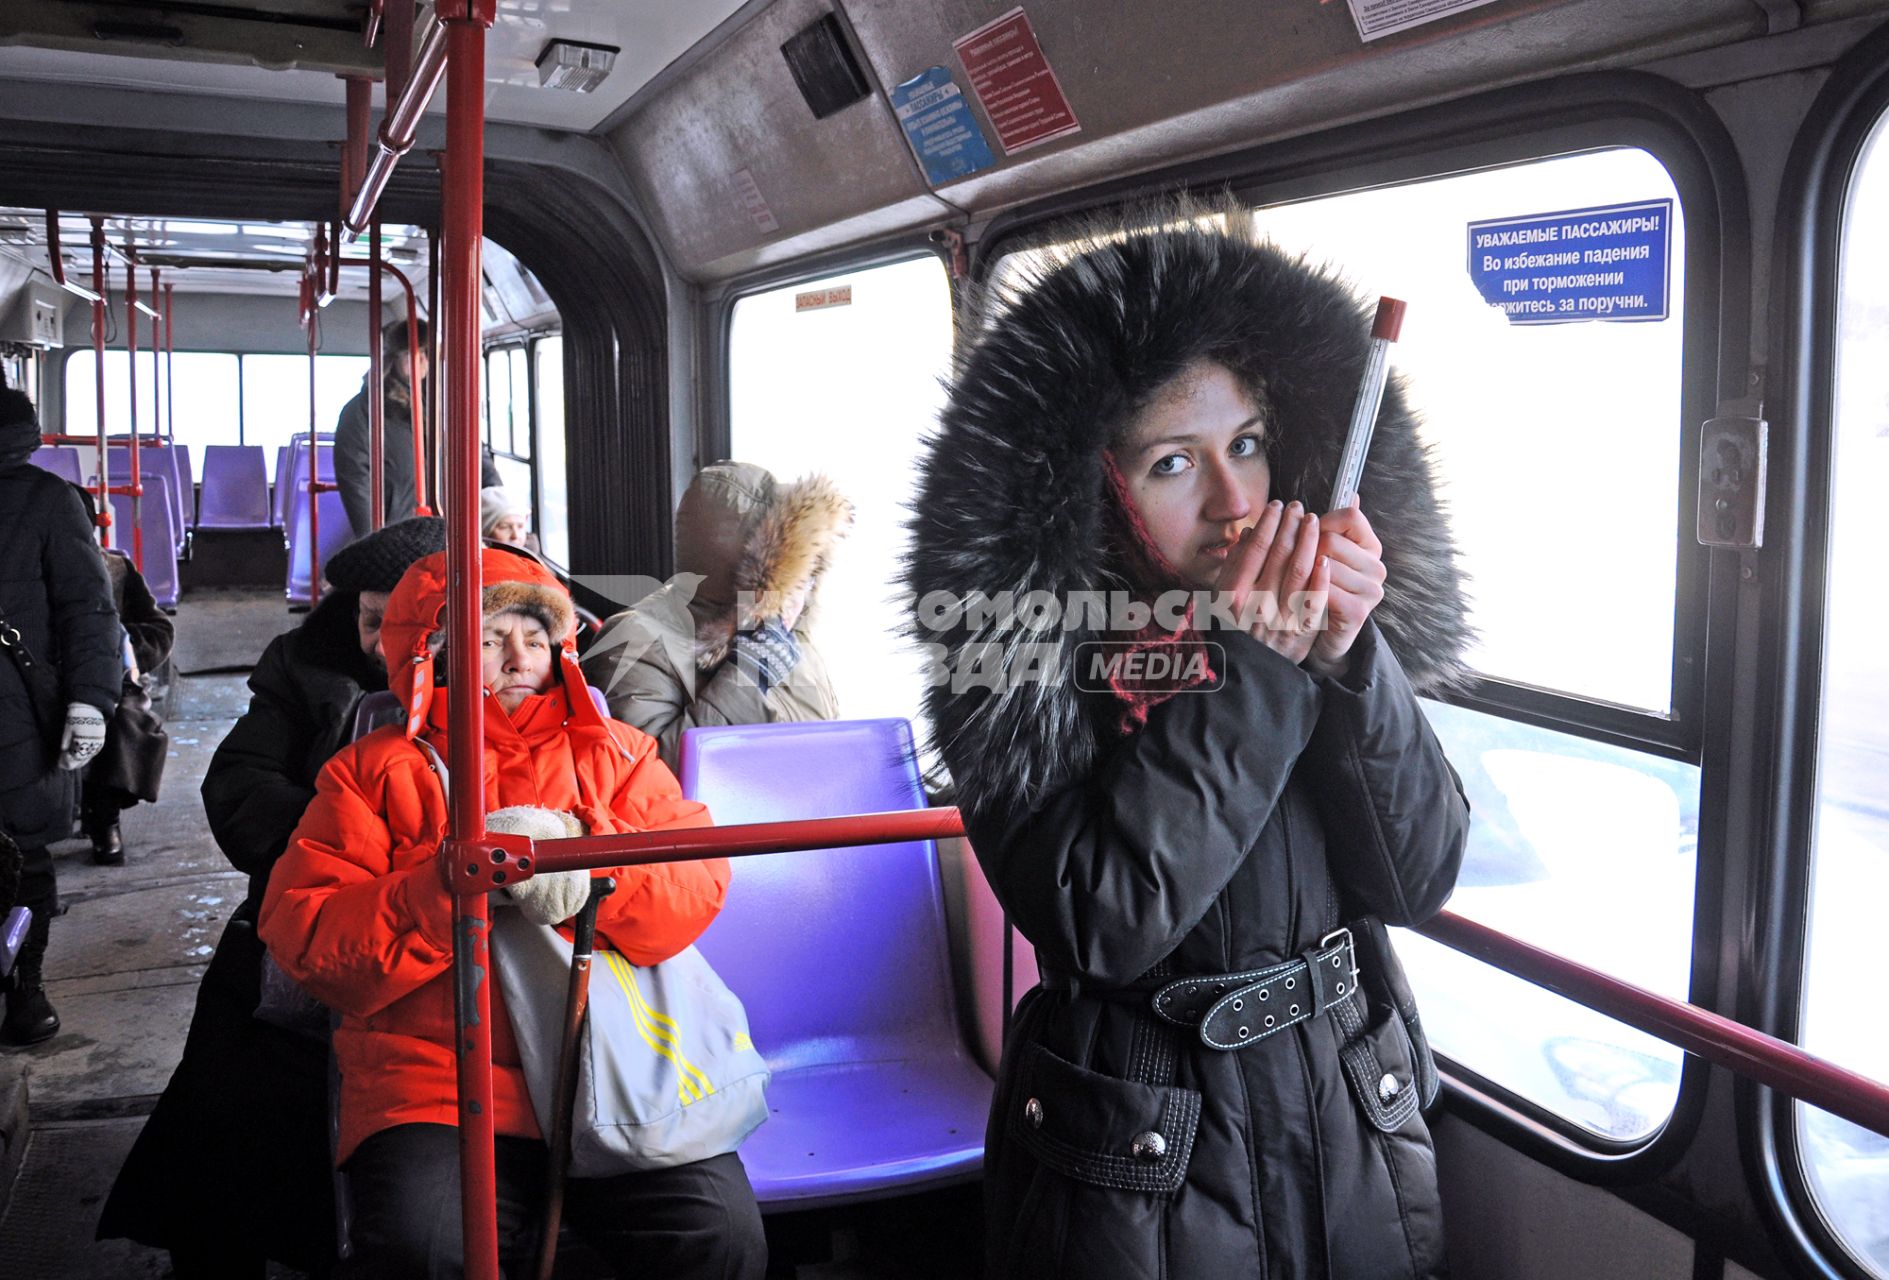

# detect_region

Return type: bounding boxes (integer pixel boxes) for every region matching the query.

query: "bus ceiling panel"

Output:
[837,0,1777,217]
[604,0,952,283]
[0,0,379,77]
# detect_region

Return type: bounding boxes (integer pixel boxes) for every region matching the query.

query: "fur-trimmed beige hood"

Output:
[675,463,853,668]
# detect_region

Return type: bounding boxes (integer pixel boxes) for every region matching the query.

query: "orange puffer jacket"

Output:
[259,548,723,1165]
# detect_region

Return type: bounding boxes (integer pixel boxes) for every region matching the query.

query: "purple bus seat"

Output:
[284,441,353,606]
[0,907,30,980]
[174,444,194,526]
[197,445,273,530]
[99,482,181,609]
[105,445,186,558]
[30,447,83,485]
[677,718,992,1210]
[350,685,611,742]
[272,444,292,527]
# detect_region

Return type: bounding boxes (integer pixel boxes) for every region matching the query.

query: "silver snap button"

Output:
[1258,989,1269,1002]
[1238,1025,1249,1038]
[1025,1097,1044,1128]
[1331,955,1341,967]
[1289,1004,1300,1016]
[1378,1074,1401,1103]
[1232,998,1243,1011]
[1264,1015,1275,1027]
[1130,1131,1167,1162]
[1336,983,1346,995]
[1285,977,1296,990]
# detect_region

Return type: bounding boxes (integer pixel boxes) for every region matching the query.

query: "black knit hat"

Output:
[0,387,39,448]
[325,516,447,594]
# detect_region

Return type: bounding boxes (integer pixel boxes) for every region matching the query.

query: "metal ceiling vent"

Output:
[781,13,870,120]
[536,39,618,93]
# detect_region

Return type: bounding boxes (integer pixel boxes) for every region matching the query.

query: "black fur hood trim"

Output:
[905,209,1471,828]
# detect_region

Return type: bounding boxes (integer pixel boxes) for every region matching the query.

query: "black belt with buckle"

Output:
[1149,928,1359,1050]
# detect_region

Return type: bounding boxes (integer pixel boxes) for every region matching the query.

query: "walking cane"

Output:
[533,875,615,1280]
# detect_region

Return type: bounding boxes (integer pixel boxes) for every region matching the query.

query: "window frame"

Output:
[1760,24,1889,1280]
[970,70,1744,1178]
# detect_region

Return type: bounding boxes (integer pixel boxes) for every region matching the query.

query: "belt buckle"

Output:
[1319,926,1359,982]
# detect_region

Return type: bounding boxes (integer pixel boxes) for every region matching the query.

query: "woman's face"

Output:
[1118,360,1272,591]
[488,514,529,547]
[482,610,555,711]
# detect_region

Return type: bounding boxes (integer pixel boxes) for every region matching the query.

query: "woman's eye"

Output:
[1150,453,1189,477]
[1230,433,1262,458]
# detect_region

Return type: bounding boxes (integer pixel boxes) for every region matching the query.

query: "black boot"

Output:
[2,912,57,1047]
[88,819,125,867]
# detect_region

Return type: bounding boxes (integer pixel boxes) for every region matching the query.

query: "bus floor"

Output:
[0,588,983,1280]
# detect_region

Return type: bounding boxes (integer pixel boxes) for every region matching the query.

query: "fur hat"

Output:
[482,578,575,643]
[906,198,1471,826]
[675,463,853,667]
[326,516,448,594]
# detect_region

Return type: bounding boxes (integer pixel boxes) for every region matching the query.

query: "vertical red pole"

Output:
[164,284,176,445]
[126,252,144,571]
[89,220,109,549]
[306,273,323,599]
[426,227,442,515]
[443,7,497,1277]
[369,222,386,532]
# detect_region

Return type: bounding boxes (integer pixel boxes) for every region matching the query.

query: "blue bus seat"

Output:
[677,718,992,1210]
[0,907,30,980]
[197,445,273,530]
[282,439,353,607]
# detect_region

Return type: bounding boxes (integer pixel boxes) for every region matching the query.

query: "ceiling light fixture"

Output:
[536,40,617,93]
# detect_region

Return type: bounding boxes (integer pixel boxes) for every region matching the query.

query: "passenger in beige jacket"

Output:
[582,462,850,771]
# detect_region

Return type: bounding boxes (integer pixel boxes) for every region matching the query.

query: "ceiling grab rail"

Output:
[344,13,448,236]
[342,75,373,221]
[43,212,102,303]
[437,2,498,1275]
[368,222,385,532]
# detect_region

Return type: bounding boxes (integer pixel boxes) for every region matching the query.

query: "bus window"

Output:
[1799,107,1889,1280]
[1241,149,1700,1142]
[483,345,532,498]
[727,255,954,727]
[64,350,240,456]
[239,353,371,455]
[534,336,569,566]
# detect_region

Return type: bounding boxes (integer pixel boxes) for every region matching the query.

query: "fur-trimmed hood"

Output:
[677,463,853,668]
[905,209,1471,827]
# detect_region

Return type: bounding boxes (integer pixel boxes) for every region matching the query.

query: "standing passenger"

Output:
[0,385,120,1046]
[259,545,766,1278]
[335,320,499,539]
[906,209,1472,1279]
[582,462,850,771]
[98,516,447,1276]
[78,534,176,866]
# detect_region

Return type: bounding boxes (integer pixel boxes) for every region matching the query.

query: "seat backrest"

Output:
[678,719,962,1063]
[273,444,292,526]
[283,443,354,605]
[100,483,180,608]
[30,447,83,484]
[174,445,194,524]
[104,445,185,555]
[198,445,273,529]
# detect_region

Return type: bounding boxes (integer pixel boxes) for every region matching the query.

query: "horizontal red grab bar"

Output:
[1414,910,1889,1139]
[522,808,968,875]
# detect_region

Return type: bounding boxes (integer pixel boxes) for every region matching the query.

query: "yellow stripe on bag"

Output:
[600,951,717,1104]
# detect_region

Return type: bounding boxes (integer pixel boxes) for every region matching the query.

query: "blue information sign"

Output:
[1466,199,1673,325]
[890,66,996,186]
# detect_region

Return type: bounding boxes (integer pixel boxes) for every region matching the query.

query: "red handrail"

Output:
[367,223,385,532]
[337,254,431,518]
[124,249,144,571]
[344,16,448,234]
[88,221,109,543]
[1412,910,1889,1139]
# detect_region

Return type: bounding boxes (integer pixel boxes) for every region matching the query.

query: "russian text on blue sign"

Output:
[1466,199,1673,325]
[890,66,996,186]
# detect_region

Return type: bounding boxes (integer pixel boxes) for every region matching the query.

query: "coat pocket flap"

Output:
[1006,1042,1201,1195]
[1338,1003,1424,1132]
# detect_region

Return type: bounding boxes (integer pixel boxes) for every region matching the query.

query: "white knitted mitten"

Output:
[487,806,592,926]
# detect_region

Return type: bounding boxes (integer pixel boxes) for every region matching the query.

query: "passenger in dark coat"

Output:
[335,318,499,541]
[78,538,177,865]
[0,385,121,1046]
[906,206,1472,1279]
[98,516,446,1277]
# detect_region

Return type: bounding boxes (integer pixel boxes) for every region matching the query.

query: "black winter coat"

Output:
[201,590,385,906]
[908,216,1472,1279]
[334,381,500,541]
[0,464,121,847]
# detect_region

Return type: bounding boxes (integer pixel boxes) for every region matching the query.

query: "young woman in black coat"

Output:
[99,516,445,1277]
[906,208,1472,1279]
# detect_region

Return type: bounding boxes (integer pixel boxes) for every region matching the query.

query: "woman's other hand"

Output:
[1303,498,1386,678]
[1215,500,1329,666]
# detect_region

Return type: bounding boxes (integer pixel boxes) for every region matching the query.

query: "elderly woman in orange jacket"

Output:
[259,544,765,1279]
